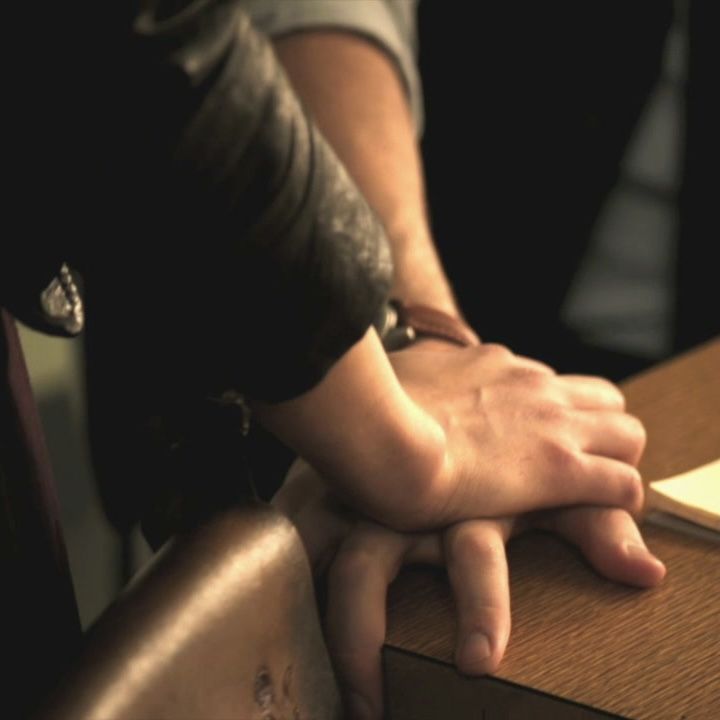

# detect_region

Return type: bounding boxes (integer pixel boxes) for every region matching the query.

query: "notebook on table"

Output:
[646,458,720,542]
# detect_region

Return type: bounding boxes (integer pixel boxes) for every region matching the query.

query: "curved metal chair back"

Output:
[39,504,341,720]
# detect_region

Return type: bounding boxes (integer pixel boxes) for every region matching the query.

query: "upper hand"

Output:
[390,341,647,526]
[255,331,645,534]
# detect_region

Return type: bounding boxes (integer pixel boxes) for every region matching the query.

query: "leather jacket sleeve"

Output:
[82,0,393,402]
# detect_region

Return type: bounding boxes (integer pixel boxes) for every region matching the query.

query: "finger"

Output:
[565,453,645,515]
[535,507,666,587]
[444,519,514,676]
[273,461,355,574]
[325,524,410,720]
[531,446,645,515]
[557,375,626,411]
[575,409,647,465]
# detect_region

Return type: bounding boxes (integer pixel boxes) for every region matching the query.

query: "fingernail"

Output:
[347,692,375,720]
[459,632,492,672]
[624,542,667,583]
[624,542,651,559]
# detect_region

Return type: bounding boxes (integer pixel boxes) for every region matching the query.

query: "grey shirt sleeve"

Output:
[238,0,424,134]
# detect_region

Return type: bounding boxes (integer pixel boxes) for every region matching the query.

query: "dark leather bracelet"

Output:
[375,299,480,351]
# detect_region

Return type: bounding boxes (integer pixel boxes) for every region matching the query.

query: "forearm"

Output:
[254,327,447,529]
[273,31,460,317]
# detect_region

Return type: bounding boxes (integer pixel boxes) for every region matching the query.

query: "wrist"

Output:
[254,328,446,525]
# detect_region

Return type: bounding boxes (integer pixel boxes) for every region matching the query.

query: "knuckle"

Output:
[605,381,627,409]
[626,414,647,454]
[480,342,514,361]
[535,360,557,375]
[591,375,625,402]
[448,525,504,565]
[517,356,556,376]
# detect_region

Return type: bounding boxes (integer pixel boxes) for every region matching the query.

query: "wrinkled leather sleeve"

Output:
[95,0,393,402]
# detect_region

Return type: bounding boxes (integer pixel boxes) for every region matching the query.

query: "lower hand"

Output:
[274,460,666,720]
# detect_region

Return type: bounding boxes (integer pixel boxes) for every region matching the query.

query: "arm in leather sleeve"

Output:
[121,0,393,402]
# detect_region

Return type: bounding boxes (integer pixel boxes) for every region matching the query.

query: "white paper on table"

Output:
[647,458,720,533]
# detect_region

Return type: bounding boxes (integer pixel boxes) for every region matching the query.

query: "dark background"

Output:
[417,0,717,380]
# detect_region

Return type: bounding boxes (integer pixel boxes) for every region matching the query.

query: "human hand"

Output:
[274,460,666,720]
[258,329,646,533]
[389,341,647,527]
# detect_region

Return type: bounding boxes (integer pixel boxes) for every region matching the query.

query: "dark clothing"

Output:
[82,1,393,532]
[3,1,394,534]
[418,1,682,380]
[4,0,392,402]
[1,4,393,709]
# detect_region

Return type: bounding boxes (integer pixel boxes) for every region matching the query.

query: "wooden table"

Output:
[384,339,720,720]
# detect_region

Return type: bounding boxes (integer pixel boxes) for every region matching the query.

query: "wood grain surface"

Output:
[386,338,720,720]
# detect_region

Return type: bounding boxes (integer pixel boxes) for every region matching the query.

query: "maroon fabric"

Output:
[1,309,81,717]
